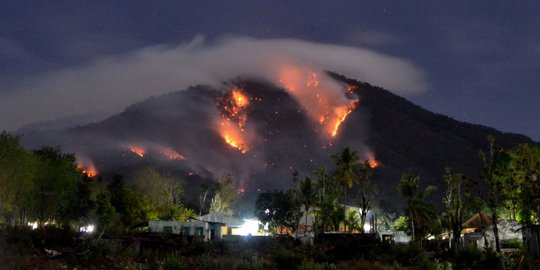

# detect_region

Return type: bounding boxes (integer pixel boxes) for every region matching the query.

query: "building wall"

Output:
[148,220,223,241]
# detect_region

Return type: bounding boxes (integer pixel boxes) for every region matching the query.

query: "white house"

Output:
[148,219,223,241]
[198,213,265,237]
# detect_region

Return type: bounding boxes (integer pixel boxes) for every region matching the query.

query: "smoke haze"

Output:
[1,36,427,131]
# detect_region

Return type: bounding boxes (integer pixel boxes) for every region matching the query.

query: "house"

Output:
[148,219,223,241]
[462,214,522,250]
[377,231,411,244]
[198,213,264,237]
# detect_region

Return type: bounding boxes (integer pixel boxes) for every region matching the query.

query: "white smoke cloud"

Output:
[0,36,428,131]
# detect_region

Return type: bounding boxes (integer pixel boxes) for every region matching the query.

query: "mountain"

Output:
[19,75,536,207]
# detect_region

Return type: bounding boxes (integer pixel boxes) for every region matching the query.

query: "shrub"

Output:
[236,249,265,270]
[194,253,215,269]
[165,252,189,270]
[270,246,304,270]
[455,246,484,269]
[501,239,523,249]
[76,240,110,267]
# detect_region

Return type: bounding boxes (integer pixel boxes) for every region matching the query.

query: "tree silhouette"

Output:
[332,147,360,204]
[479,135,510,253]
[397,170,437,243]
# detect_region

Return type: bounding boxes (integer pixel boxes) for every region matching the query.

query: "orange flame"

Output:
[368,159,380,168]
[84,168,98,177]
[330,100,359,137]
[221,88,250,130]
[129,145,145,157]
[77,163,97,177]
[278,65,359,138]
[161,148,186,160]
[232,89,249,107]
[365,153,380,168]
[218,88,251,153]
[221,121,249,153]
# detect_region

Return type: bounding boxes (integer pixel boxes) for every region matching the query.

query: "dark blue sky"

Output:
[1,1,539,140]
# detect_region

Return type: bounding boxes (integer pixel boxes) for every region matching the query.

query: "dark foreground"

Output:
[1,226,539,270]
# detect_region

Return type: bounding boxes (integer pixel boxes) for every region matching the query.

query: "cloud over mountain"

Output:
[0,36,427,131]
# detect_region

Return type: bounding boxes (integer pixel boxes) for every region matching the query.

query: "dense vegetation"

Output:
[1,130,540,269]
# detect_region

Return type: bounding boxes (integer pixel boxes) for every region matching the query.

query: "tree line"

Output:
[255,135,540,253]
[0,132,200,238]
[1,130,539,253]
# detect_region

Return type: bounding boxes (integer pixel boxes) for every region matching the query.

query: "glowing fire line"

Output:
[218,88,251,154]
[129,146,145,157]
[331,101,359,138]
[224,134,248,153]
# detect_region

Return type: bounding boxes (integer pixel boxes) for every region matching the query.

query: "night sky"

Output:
[1,1,539,141]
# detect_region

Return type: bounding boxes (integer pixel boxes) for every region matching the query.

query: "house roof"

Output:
[198,213,244,227]
[463,213,492,229]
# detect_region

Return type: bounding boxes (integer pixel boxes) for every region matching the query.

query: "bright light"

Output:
[363,223,372,233]
[238,219,259,236]
[28,221,38,230]
[80,224,95,233]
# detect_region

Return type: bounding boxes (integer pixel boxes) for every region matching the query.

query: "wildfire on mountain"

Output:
[129,145,145,157]
[330,100,360,137]
[161,148,186,160]
[278,65,359,138]
[220,88,250,130]
[217,88,251,153]
[77,162,97,177]
[366,153,380,168]
[369,159,380,168]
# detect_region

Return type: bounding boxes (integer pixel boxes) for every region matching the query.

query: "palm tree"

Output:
[313,168,339,233]
[397,171,437,243]
[299,177,316,233]
[344,208,361,232]
[332,147,360,204]
[314,168,331,204]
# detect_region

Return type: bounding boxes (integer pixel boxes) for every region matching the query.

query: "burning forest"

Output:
[20,71,379,200]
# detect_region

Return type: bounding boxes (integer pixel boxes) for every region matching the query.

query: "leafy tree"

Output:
[210,174,237,216]
[508,144,540,224]
[32,147,79,225]
[210,192,230,215]
[344,208,361,232]
[441,167,471,251]
[397,170,437,243]
[311,167,343,233]
[329,203,346,232]
[57,181,94,226]
[378,200,399,232]
[392,215,409,231]
[129,167,182,208]
[331,147,360,204]
[286,188,304,236]
[95,191,115,240]
[479,136,511,253]
[0,132,36,225]
[108,175,151,228]
[357,160,378,233]
[292,172,317,233]
[199,183,209,216]
[254,191,298,234]
[170,206,196,221]
[314,168,334,202]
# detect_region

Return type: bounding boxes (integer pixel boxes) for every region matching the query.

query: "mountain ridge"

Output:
[19,76,536,206]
